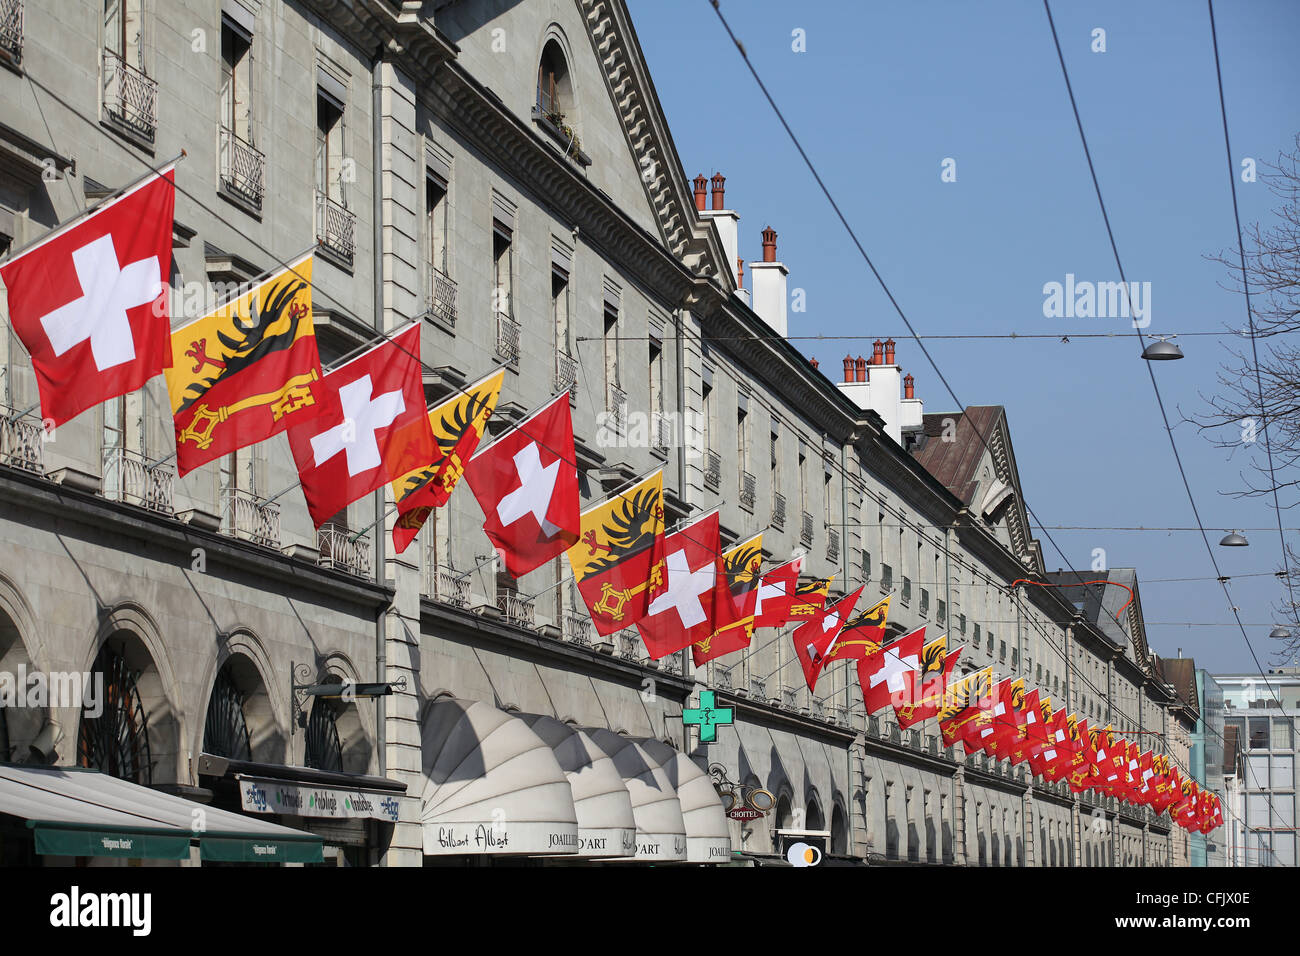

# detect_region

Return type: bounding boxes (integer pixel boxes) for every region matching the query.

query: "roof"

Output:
[1154,655,1200,716]
[912,406,1003,504]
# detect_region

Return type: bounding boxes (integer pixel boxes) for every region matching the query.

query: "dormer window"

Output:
[533,35,589,165]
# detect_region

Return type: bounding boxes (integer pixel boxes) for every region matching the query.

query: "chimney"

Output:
[839,343,924,447]
[749,225,788,335]
[810,357,819,370]
[855,355,867,383]
[699,171,743,298]
[737,257,744,288]
[693,174,707,212]
[884,338,896,365]
[872,339,883,365]
[904,373,914,399]
[710,172,726,210]
[842,356,854,383]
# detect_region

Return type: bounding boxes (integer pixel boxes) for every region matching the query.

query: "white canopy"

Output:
[584,728,687,862]
[518,714,637,859]
[636,738,733,863]
[421,699,579,856]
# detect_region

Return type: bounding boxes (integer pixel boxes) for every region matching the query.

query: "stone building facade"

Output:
[0,0,1197,865]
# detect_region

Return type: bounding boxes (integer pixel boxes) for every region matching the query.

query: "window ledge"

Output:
[531,107,591,168]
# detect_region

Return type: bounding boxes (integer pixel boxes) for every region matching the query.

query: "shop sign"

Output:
[239,778,400,823]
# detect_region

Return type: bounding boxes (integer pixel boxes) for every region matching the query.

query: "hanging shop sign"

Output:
[238,776,400,823]
[683,690,734,744]
[710,763,775,820]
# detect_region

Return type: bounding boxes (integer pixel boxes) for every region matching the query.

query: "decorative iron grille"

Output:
[606,382,627,433]
[800,511,814,548]
[704,449,721,491]
[497,589,535,627]
[78,644,151,785]
[102,447,174,514]
[315,191,356,264]
[495,312,520,363]
[427,268,458,327]
[0,409,43,473]
[432,566,470,607]
[202,664,252,761]
[564,609,592,646]
[317,523,372,577]
[0,0,21,68]
[554,350,578,397]
[304,698,343,773]
[219,127,265,208]
[826,526,840,562]
[771,492,786,530]
[739,471,756,510]
[102,51,157,143]
[221,488,280,548]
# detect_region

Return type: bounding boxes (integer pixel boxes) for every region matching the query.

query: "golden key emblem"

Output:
[179,370,319,449]
[591,562,665,622]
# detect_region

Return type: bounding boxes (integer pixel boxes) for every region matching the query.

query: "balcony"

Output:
[618,631,640,662]
[0,0,21,68]
[715,664,733,691]
[606,382,627,434]
[220,488,280,549]
[771,491,786,530]
[749,676,767,701]
[218,127,265,210]
[102,51,157,144]
[495,311,520,364]
[908,729,922,751]
[901,576,912,607]
[564,609,592,646]
[703,449,721,491]
[317,523,372,578]
[799,511,814,548]
[880,563,893,594]
[0,409,43,473]
[315,191,356,267]
[426,268,458,329]
[919,588,930,618]
[826,526,840,563]
[661,653,681,676]
[497,589,535,627]
[554,350,578,398]
[739,471,756,511]
[102,447,173,515]
[429,564,470,608]
[937,599,946,625]
[810,697,825,721]
[782,686,799,711]
[652,412,671,455]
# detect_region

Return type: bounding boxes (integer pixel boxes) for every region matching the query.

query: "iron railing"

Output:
[771,491,786,530]
[739,471,756,510]
[810,697,825,720]
[606,382,627,433]
[937,599,947,624]
[782,686,798,711]
[495,311,520,363]
[0,410,43,473]
[881,563,893,593]
[704,449,721,491]
[426,268,458,328]
[618,631,640,661]
[652,412,671,453]
[750,676,767,701]
[908,729,922,751]
[497,589,535,627]
[826,526,840,562]
[317,524,372,577]
[315,191,356,264]
[800,511,814,548]
[901,577,912,607]
[661,653,681,676]
[554,350,578,397]
[102,448,173,514]
[920,588,930,618]
[102,51,157,143]
[221,488,280,548]
[715,664,733,691]
[0,0,22,66]
[564,609,592,646]
[431,565,470,607]
[218,127,265,208]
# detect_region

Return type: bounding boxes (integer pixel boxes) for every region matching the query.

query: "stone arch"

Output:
[830,800,848,856]
[804,788,824,832]
[536,24,579,129]
[304,653,372,776]
[198,630,286,765]
[0,573,49,761]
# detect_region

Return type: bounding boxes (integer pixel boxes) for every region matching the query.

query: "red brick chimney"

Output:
[842,355,854,383]
[737,257,744,288]
[711,172,726,210]
[884,338,896,365]
[904,373,914,399]
[810,356,819,370]
[872,339,883,365]
[693,174,707,212]
[761,226,777,263]
[855,355,867,382]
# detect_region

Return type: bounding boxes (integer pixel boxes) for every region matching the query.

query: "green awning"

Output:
[0,765,323,863]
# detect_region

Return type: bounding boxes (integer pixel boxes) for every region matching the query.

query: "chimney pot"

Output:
[842,356,854,383]
[810,356,819,370]
[693,174,708,212]
[711,172,726,210]
[737,257,744,288]
[904,373,914,399]
[884,338,896,365]
[872,339,883,365]
[761,226,777,262]
[855,355,867,382]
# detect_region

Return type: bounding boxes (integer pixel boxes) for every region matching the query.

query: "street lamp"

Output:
[1269,627,1292,640]
[1141,336,1183,361]
[1218,531,1249,547]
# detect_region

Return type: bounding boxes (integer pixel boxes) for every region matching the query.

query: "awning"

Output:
[518,714,637,859]
[0,764,323,863]
[584,729,687,862]
[636,738,733,863]
[420,699,579,856]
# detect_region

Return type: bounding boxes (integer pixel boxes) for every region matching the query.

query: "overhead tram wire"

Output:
[1041,0,1298,727]
[1208,0,1300,628]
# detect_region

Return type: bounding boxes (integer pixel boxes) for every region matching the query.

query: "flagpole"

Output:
[0,151,187,269]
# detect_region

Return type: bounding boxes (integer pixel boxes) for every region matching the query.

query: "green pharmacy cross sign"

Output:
[683,690,734,744]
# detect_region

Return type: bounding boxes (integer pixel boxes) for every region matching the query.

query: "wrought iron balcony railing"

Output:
[0,0,22,67]
[606,382,627,433]
[0,408,43,473]
[826,526,840,563]
[564,609,592,646]
[920,588,930,618]
[739,471,756,510]
[749,676,766,701]
[497,589,535,627]
[771,491,785,530]
[426,268,458,328]
[315,191,356,265]
[703,448,721,491]
[431,565,470,608]
[218,127,265,209]
[221,488,280,549]
[901,576,912,607]
[102,447,173,514]
[782,686,798,711]
[715,664,733,691]
[800,510,814,548]
[554,350,578,397]
[495,311,520,364]
[317,523,372,577]
[618,631,640,661]
[880,563,893,593]
[652,412,671,454]
[102,51,157,143]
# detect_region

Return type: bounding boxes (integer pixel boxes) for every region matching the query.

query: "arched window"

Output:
[203,661,252,761]
[305,695,343,773]
[79,643,152,785]
[830,803,847,855]
[536,39,572,120]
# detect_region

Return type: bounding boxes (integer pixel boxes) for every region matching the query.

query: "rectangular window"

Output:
[493,229,513,317]
[1249,717,1270,751]
[798,442,808,516]
[427,174,449,278]
[769,416,780,493]
[1272,754,1293,790]
[221,17,253,143]
[552,270,570,353]
[737,399,749,479]
[104,0,144,69]
[1274,718,1293,752]
[862,550,872,582]
[316,89,346,204]
[648,339,663,424]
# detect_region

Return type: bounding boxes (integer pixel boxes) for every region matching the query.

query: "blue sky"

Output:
[629,0,1300,672]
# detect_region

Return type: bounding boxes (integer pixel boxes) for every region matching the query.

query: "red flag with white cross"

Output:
[751,557,803,629]
[635,510,722,660]
[858,627,925,715]
[0,167,176,426]
[466,391,581,579]
[793,585,866,693]
[286,322,436,528]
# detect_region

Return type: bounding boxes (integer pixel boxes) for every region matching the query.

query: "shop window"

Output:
[78,643,152,785]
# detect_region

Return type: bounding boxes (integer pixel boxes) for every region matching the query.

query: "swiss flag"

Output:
[858,627,925,716]
[752,557,802,629]
[465,392,580,578]
[636,511,721,660]
[0,167,176,426]
[793,586,865,692]
[287,323,435,528]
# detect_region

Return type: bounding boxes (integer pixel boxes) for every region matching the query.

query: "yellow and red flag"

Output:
[896,635,961,729]
[567,471,665,636]
[167,254,322,476]
[692,533,763,667]
[824,597,891,664]
[938,666,994,749]
[788,576,832,621]
[390,369,504,554]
